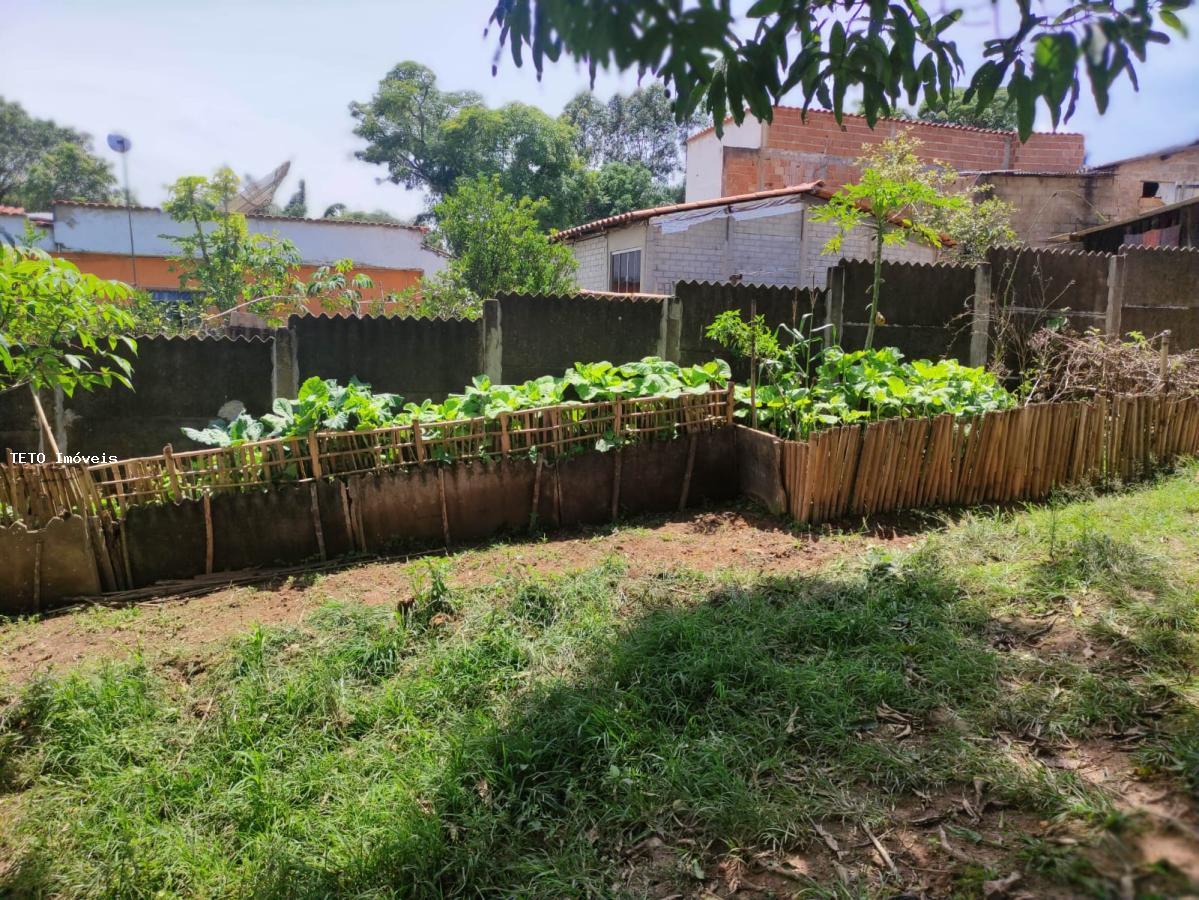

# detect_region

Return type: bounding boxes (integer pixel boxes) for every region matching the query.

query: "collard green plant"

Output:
[183,358,732,448]
[707,308,1014,439]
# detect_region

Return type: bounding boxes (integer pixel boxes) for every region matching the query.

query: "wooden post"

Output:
[1160,330,1171,392]
[163,444,181,500]
[970,262,992,367]
[203,492,214,574]
[749,292,758,430]
[29,386,60,459]
[610,449,623,520]
[1104,254,1125,339]
[529,455,544,531]
[308,482,326,561]
[678,434,698,511]
[308,431,322,479]
[437,467,451,548]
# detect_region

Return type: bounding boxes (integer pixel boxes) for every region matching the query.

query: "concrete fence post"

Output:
[481,299,503,383]
[970,262,992,368]
[825,264,845,344]
[272,326,299,399]
[660,297,683,363]
[1105,254,1125,339]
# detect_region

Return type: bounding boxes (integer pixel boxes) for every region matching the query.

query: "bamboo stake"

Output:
[437,467,451,548]
[203,493,214,575]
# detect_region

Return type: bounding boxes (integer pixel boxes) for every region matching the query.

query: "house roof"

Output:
[52,199,426,232]
[0,205,24,215]
[1049,193,1199,242]
[961,169,1113,179]
[686,107,1082,143]
[554,182,826,242]
[1087,138,1199,171]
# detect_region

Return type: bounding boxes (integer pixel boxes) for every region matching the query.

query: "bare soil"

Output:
[0,509,912,687]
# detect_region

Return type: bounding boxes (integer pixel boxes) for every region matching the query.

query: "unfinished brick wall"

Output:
[571,235,609,292]
[1100,145,1199,221]
[718,108,1086,196]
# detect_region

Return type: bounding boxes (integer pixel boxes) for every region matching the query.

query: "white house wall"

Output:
[49,204,445,273]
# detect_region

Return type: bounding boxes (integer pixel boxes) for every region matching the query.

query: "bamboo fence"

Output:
[781,394,1199,525]
[1,388,735,526]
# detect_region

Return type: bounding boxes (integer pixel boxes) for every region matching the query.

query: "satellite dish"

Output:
[106,133,132,153]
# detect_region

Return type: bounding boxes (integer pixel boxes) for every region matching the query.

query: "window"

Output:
[609,249,641,293]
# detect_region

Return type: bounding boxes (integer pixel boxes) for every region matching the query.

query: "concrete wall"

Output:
[970,173,1120,247]
[61,335,277,457]
[293,314,484,401]
[1120,246,1199,348]
[675,280,823,368]
[495,293,667,383]
[573,235,608,291]
[837,259,976,361]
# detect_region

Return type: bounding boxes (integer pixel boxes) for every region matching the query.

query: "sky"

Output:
[2,0,1198,221]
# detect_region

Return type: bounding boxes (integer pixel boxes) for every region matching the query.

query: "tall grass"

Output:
[2,466,1198,896]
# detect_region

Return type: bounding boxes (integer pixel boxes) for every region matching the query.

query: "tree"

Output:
[281,179,308,217]
[571,161,678,222]
[560,84,706,181]
[0,97,117,209]
[19,142,120,211]
[322,204,406,224]
[810,134,967,350]
[163,168,374,324]
[352,63,582,229]
[350,61,484,191]
[487,0,1191,139]
[0,245,136,454]
[938,194,1018,265]
[918,88,1019,131]
[433,103,579,228]
[411,175,577,317]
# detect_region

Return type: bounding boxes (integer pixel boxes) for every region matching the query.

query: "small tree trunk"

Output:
[29,384,61,459]
[865,227,885,351]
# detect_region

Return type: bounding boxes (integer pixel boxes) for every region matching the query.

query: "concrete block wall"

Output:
[572,235,608,292]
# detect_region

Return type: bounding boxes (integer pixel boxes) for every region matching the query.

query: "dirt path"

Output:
[0,508,914,687]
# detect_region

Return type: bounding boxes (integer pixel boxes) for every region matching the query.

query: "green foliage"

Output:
[570,161,678,223]
[162,168,374,325]
[183,357,731,448]
[918,87,1019,130]
[411,175,577,317]
[279,179,307,218]
[0,96,117,208]
[184,377,405,447]
[707,309,1014,439]
[0,246,137,396]
[351,63,580,229]
[560,84,705,181]
[487,0,1191,140]
[811,134,969,350]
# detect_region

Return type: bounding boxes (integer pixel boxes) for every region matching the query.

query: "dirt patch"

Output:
[0,508,912,687]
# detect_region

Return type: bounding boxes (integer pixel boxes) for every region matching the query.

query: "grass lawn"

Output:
[1,468,1198,897]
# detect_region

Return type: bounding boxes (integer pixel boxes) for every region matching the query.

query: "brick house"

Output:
[685,108,1086,202]
[555,182,938,295]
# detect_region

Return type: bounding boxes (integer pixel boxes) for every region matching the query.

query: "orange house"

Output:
[8,201,447,317]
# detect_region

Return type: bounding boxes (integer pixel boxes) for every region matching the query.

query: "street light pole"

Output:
[107,133,138,288]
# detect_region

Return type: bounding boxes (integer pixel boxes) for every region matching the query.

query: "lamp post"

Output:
[106,133,138,288]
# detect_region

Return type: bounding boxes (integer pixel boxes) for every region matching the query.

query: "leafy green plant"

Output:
[707,309,1014,440]
[183,358,731,449]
